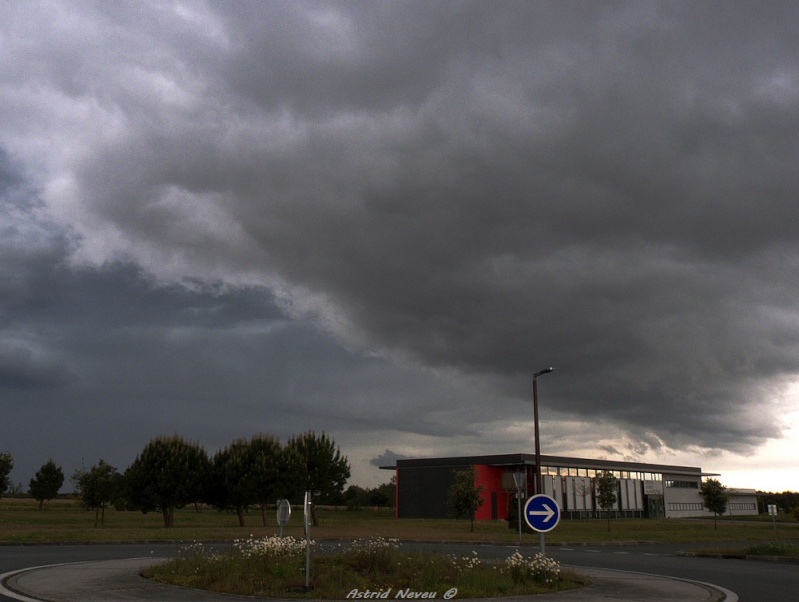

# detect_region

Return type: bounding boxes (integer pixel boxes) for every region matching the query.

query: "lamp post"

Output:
[533,366,553,556]
[532,367,553,496]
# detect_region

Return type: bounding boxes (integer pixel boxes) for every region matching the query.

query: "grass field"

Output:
[2,497,799,546]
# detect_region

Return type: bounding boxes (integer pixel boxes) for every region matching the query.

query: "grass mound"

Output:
[142,536,586,598]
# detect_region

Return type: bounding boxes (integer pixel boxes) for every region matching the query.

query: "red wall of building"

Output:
[474,464,510,521]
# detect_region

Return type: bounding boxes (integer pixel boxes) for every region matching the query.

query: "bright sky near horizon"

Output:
[2,1,798,494]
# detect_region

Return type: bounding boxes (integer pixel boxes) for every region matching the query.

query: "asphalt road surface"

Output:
[2,541,796,601]
[392,541,798,602]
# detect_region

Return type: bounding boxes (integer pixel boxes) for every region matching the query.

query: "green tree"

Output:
[447,466,485,532]
[344,484,370,508]
[72,460,122,527]
[374,477,396,510]
[700,478,729,529]
[595,470,618,531]
[208,434,304,528]
[0,452,12,499]
[124,435,210,527]
[29,460,64,509]
[285,431,350,525]
[210,438,256,527]
[370,484,391,509]
[249,434,302,527]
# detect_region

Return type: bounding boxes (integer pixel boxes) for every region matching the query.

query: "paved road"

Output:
[552,542,799,602]
[0,544,187,602]
[402,541,797,602]
[0,541,792,601]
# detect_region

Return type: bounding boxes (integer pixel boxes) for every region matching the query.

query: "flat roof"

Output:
[381,453,718,477]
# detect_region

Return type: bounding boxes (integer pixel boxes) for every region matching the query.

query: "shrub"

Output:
[343,536,400,574]
[504,551,561,586]
[233,535,307,559]
[448,551,481,572]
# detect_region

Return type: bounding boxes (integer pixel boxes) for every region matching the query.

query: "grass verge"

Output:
[2,497,798,546]
[686,541,799,559]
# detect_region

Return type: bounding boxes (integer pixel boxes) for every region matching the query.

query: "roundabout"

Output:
[2,552,735,602]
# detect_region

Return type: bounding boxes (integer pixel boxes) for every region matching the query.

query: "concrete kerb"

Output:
[0,558,226,602]
[1,564,66,602]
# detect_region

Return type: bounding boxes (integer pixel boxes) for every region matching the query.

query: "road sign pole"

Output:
[512,472,526,543]
[304,491,311,589]
[519,495,523,543]
[523,494,561,556]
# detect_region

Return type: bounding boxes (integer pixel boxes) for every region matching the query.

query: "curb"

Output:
[678,551,799,564]
[744,554,799,564]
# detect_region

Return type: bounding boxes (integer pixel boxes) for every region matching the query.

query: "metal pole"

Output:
[304,491,311,589]
[512,472,525,543]
[533,367,553,556]
[533,377,541,496]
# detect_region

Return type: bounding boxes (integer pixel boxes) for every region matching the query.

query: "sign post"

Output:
[768,504,778,529]
[512,472,526,542]
[523,494,561,555]
[276,499,291,537]
[303,491,312,589]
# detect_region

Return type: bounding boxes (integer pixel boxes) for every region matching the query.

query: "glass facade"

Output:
[665,480,699,488]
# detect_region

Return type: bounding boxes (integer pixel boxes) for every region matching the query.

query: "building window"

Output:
[665,480,698,489]
[668,502,704,511]
[729,503,756,511]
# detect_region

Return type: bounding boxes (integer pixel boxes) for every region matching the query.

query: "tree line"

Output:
[343,479,396,510]
[757,490,799,516]
[0,431,354,528]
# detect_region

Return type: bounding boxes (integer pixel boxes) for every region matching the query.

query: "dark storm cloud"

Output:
[0,344,71,390]
[0,183,484,482]
[370,450,411,468]
[202,1,799,451]
[0,239,465,482]
[3,0,799,484]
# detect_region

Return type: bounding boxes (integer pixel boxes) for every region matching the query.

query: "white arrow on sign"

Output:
[528,503,556,522]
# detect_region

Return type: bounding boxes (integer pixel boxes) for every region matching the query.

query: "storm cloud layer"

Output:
[2,1,799,487]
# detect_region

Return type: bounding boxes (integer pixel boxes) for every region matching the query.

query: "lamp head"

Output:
[534,367,554,378]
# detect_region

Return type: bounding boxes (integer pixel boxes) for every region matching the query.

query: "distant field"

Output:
[1,497,798,545]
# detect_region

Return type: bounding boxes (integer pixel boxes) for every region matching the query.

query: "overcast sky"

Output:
[2,1,798,493]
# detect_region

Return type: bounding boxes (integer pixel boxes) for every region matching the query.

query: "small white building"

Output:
[727,488,759,516]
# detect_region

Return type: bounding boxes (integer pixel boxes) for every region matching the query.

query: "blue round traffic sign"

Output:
[523,494,561,533]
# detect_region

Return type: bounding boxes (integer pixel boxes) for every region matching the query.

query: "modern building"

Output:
[381,453,758,520]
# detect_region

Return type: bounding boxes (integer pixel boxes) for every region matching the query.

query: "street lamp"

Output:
[532,367,553,496]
